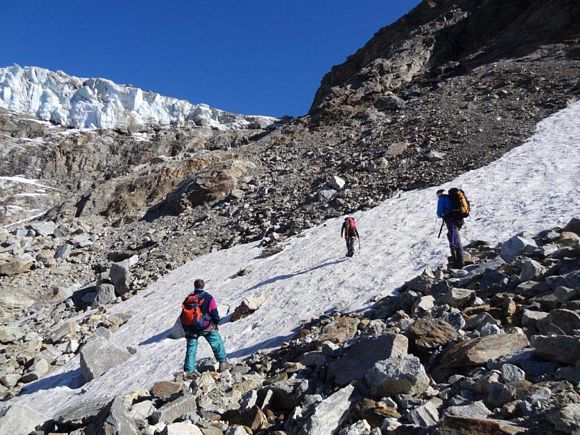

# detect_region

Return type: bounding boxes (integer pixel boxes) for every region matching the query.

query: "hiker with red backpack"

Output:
[341,216,360,257]
[436,188,470,268]
[180,279,230,373]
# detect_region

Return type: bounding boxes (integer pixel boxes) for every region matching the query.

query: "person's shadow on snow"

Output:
[246,257,348,292]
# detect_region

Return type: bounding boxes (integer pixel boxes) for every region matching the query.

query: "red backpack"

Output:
[346,217,357,231]
[180,294,206,329]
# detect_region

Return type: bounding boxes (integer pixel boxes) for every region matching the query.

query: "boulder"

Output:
[0,325,24,344]
[86,396,138,435]
[441,333,529,368]
[500,235,537,262]
[54,243,72,260]
[329,334,408,386]
[445,401,491,419]
[231,292,269,321]
[546,270,580,291]
[438,288,475,308]
[151,381,184,401]
[0,404,45,435]
[328,176,346,190]
[519,259,545,281]
[548,403,580,434]
[521,309,549,329]
[130,400,155,420]
[407,398,440,427]
[80,337,132,382]
[94,283,117,306]
[374,92,405,111]
[439,416,527,434]
[0,254,34,276]
[30,221,56,236]
[338,419,372,435]
[501,364,526,383]
[531,335,580,365]
[537,309,580,335]
[386,141,409,157]
[426,150,445,162]
[318,188,337,202]
[562,218,580,235]
[50,320,78,343]
[365,355,429,398]
[110,259,133,294]
[150,394,198,424]
[409,319,457,352]
[302,385,355,434]
[161,421,204,435]
[318,316,360,344]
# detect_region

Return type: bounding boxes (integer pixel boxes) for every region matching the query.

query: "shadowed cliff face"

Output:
[310,0,580,114]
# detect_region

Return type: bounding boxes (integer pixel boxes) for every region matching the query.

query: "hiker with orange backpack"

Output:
[181,279,230,373]
[341,216,360,257]
[436,188,470,268]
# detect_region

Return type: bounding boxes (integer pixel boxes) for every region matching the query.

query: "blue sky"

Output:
[1,1,421,117]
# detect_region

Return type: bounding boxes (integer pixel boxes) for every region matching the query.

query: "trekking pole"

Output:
[358,238,361,251]
[437,220,444,238]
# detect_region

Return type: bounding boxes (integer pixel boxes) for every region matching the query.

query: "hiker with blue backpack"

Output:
[436,188,470,268]
[180,279,230,373]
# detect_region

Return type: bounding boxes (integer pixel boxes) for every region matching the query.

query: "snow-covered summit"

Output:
[0,65,277,131]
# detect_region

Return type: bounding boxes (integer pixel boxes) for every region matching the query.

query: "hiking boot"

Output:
[218,361,233,372]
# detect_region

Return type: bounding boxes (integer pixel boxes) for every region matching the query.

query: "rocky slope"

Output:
[0,0,579,328]
[0,65,277,130]
[1,220,578,434]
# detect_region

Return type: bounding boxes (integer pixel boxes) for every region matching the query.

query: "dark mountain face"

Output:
[310,0,580,115]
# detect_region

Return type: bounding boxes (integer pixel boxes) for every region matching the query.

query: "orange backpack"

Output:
[180,294,206,330]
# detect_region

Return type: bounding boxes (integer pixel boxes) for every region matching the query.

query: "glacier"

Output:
[0,65,277,131]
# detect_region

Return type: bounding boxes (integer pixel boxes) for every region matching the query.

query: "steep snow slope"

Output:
[14,102,580,418]
[0,65,276,130]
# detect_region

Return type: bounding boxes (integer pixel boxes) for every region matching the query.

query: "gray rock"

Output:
[0,374,20,388]
[486,382,515,407]
[318,188,337,202]
[407,398,440,427]
[521,309,549,329]
[110,259,133,294]
[161,422,204,435]
[546,270,580,291]
[338,419,372,435]
[531,335,580,365]
[96,396,139,435]
[548,403,580,434]
[519,259,546,281]
[438,288,475,308]
[500,235,537,262]
[30,221,56,236]
[386,141,409,157]
[538,309,580,336]
[480,269,509,289]
[0,404,45,435]
[438,308,466,330]
[329,334,408,386]
[374,92,405,111]
[54,243,72,260]
[464,312,499,331]
[445,400,491,419]
[365,355,430,398]
[328,176,346,190]
[555,286,577,303]
[480,324,504,336]
[301,385,355,435]
[50,320,78,343]
[80,337,132,382]
[71,233,92,248]
[426,150,445,162]
[501,363,526,383]
[0,325,23,344]
[94,283,117,306]
[151,394,198,424]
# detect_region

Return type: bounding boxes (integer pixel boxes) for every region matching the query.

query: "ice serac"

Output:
[0,65,276,131]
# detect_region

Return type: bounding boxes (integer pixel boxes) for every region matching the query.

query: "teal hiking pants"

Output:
[184,329,227,373]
